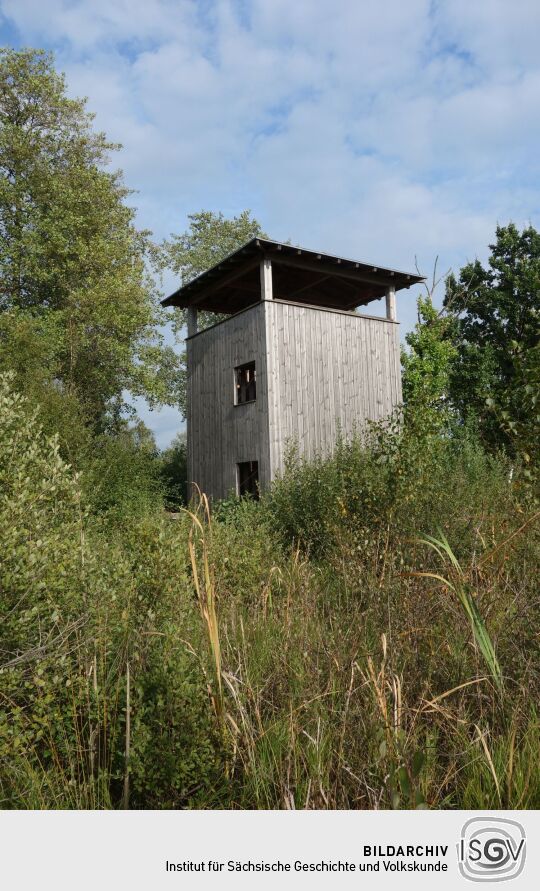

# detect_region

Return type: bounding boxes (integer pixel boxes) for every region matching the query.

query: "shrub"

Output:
[0,375,225,808]
[160,433,188,507]
[264,418,511,563]
[2,372,539,809]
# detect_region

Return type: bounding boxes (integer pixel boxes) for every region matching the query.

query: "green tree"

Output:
[401,293,457,435]
[444,223,540,453]
[0,48,182,434]
[495,341,540,486]
[84,418,164,517]
[160,431,188,506]
[158,209,266,414]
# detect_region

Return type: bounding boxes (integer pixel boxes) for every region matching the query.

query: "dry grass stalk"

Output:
[183,491,224,721]
[122,660,130,810]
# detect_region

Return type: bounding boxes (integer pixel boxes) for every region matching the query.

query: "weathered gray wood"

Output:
[266,252,398,291]
[187,298,401,501]
[385,285,397,321]
[260,258,273,300]
[188,302,271,501]
[190,257,261,307]
[187,307,198,337]
[163,237,423,311]
[264,301,401,479]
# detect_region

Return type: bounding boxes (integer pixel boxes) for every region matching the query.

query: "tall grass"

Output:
[2,378,539,808]
[182,481,539,809]
[184,491,224,723]
[412,531,503,691]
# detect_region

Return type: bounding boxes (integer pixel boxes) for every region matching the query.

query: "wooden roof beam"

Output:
[188,257,262,307]
[288,273,333,300]
[268,253,399,291]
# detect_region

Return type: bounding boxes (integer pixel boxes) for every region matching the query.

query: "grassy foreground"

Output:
[1,376,539,809]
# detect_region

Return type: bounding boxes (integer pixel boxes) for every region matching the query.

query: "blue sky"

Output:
[1,0,539,447]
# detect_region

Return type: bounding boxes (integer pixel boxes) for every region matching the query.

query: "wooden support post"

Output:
[385,285,396,321]
[187,306,198,337]
[260,258,273,300]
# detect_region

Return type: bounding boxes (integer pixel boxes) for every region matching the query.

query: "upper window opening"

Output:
[235,361,256,404]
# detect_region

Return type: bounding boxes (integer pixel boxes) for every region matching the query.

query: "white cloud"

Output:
[433,0,540,72]
[1,0,539,445]
[1,0,198,49]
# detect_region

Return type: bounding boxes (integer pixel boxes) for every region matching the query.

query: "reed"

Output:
[2,393,539,809]
[412,531,503,692]
[183,491,224,723]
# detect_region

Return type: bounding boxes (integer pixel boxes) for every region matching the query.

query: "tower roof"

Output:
[162,237,424,314]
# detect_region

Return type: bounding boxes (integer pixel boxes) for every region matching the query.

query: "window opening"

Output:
[237,461,259,499]
[235,361,256,404]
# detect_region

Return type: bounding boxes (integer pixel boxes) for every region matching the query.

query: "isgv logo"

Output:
[458,817,526,882]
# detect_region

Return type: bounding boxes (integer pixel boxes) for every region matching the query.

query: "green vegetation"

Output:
[157,209,267,414]
[0,49,539,810]
[1,373,539,809]
[445,223,540,468]
[0,47,182,453]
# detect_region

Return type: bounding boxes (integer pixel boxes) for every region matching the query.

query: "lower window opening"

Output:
[237,461,259,499]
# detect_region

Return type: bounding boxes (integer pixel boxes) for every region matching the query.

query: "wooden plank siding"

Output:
[187,298,402,501]
[187,302,271,501]
[264,300,402,479]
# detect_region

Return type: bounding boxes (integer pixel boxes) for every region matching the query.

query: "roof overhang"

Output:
[162,237,424,314]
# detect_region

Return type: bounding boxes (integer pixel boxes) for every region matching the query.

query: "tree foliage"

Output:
[444,223,540,455]
[0,48,182,432]
[159,208,266,333]
[402,224,540,484]
[158,209,266,414]
[401,294,458,435]
[160,431,188,507]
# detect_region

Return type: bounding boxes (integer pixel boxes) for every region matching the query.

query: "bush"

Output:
[2,373,539,809]
[0,375,225,808]
[264,417,511,563]
[160,433,188,507]
[82,426,164,518]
